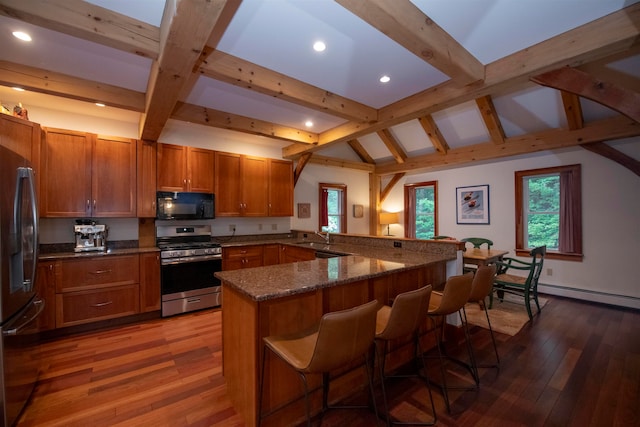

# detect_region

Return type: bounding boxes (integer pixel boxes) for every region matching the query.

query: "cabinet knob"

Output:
[93,200,96,210]
[86,200,90,210]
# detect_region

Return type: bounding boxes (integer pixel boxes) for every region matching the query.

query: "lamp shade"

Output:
[379,212,399,225]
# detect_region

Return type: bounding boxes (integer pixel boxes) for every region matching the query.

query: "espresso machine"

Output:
[74,219,107,252]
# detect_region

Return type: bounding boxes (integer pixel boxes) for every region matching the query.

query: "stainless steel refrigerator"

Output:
[0,144,44,426]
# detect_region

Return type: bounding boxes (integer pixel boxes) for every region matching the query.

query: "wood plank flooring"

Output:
[17,296,640,426]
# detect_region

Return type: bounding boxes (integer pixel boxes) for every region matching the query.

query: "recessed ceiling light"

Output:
[305,120,313,127]
[95,102,106,107]
[313,41,326,52]
[12,31,32,42]
[379,75,391,83]
[12,87,25,92]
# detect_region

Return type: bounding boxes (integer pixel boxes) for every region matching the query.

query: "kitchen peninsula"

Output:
[215,238,458,427]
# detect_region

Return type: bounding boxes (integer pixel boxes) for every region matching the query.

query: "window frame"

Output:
[404,181,438,239]
[318,183,347,233]
[515,164,582,261]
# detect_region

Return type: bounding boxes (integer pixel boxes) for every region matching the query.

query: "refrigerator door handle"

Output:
[25,167,39,289]
[11,167,39,291]
[2,297,45,336]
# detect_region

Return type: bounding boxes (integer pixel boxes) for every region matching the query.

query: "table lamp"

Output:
[379,212,399,236]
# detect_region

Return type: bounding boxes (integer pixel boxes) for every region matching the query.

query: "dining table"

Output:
[463,247,509,267]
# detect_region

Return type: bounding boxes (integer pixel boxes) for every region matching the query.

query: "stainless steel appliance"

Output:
[156,192,215,220]
[74,221,107,252]
[1,145,44,427]
[156,225,222,317]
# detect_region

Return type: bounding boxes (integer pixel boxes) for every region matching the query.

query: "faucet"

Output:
[315,231,330,244]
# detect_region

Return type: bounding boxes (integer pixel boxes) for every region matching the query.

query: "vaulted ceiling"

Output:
[1,0,639,178]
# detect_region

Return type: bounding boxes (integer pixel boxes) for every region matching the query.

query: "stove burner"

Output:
[156,224,221,259]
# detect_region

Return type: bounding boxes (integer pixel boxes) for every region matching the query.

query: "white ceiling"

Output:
[0,0,638,165]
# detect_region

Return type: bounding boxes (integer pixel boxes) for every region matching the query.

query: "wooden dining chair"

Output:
[491,246,546,320]
[460,237,493,249]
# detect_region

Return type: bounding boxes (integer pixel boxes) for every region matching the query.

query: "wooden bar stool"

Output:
[375,285,436,426]
[426,272,475,413]
[258,300,380,427]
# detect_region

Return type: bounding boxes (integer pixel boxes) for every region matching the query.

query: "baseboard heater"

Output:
[537,283,640,310]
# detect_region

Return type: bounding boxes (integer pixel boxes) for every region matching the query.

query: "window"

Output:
[515,165,582,261]
[319,183,346,233]
[404,181,438,239]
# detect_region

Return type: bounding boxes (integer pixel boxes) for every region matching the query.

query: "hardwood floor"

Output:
[17,296,640,426]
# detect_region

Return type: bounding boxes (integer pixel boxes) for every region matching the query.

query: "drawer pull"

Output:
[90,269,113,274]
[91,301,113,308]
[187,298,201,304]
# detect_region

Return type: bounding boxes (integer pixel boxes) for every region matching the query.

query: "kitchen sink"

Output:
[314,250,347,258]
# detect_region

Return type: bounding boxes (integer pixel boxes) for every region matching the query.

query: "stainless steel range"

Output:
[156,225,222,317]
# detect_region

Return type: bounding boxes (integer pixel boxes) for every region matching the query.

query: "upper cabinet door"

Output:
[137,140,157,218]
[187,147,214,193]
[41,128,93,217]
[157,143,187,192]
[215,151,242,216]
[157,143,214,193]
[268,159,293,217]
[92,135,137,217]
[241,156,268,217]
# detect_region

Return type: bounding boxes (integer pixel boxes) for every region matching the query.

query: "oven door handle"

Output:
[161,254,222,265]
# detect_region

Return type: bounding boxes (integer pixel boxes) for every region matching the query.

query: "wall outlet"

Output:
[393,241,402,248]
[229,224,236,232]
[271,224,278,230]
[258,224,263,231]
[547,268,553,276]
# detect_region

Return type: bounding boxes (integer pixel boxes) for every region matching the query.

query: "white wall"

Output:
[292,164,371,235]
[375,142,640,308]
[29,104,640,307]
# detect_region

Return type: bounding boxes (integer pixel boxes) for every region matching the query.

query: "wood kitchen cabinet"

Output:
[215,152,268,217]
[268,159,294,216]
[279,245,316,264]
[262,244,281,266]
[137,140,157,217]
[40,128,136,217]
[35,261,57,332]
[55,255,140,328]
[157,143,214,193]
[139,252,161,312]
[0,114,41,165]
[222,245,264,270]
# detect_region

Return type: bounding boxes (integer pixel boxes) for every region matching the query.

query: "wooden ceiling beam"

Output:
[580,142,640,176]
[375,115,640,175]
[418,115,449,154]
[377,129,407,163]
[0,61,145,112]
[336,0,484,84]
[172,102,318,144]
[347,139,376,164]
[0,0,159,59]
[294,153,312,186]
[475,95,506,144]
[308,154,376,172]
[560,91,584,130]
[380,173,405,204]
[283,3,640,158]
[140,0,233,141]
[200,51,377,123]
[531,66,640,123]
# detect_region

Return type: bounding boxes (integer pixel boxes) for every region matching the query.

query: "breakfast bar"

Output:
[215,249,453,427]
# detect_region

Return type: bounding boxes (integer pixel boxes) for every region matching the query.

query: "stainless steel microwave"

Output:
[156,192,215,220]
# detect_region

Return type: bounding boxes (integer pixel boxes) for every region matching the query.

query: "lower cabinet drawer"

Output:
[56,285,140,328]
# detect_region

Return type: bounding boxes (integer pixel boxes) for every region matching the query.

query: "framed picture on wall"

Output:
[456,185,490,224]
